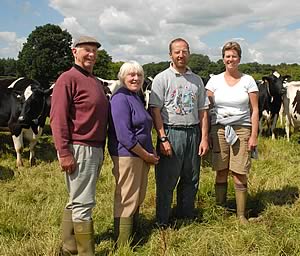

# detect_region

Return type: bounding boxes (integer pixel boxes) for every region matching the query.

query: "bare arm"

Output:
[206,89,214,148]
[150,107,172,157]
[248,91,259,150]
[206,90,214,108]
[198,109,209,156]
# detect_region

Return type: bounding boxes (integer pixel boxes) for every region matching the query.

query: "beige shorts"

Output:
[210,125,251,175]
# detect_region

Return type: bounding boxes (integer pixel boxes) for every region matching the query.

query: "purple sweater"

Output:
[108,86,154,157]
[50,65,108,157]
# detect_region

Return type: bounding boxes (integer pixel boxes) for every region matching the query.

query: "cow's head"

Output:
[18,83,53,125]
[262,72,290,96]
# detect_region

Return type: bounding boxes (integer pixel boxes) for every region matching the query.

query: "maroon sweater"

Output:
[50,65,108,157]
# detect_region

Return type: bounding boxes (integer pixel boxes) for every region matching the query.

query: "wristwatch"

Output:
[159,136,169,143]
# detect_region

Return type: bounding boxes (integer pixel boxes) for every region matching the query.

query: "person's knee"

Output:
[232,172,247,186]
[216,169,229,182]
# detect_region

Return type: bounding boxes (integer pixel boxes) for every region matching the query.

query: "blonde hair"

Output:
[118,61,144,85]
[222,41,242,58]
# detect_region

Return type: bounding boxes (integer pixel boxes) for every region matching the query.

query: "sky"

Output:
[1,0,300,65]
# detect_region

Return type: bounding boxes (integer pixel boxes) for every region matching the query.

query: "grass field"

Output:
[0,126,300,256]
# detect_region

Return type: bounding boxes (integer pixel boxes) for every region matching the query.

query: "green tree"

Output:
[109,61,123,79]
[143,61,169,78]
[93,49,114,79]
[4,58,17,76]
[0,59,4,76]
[188,53,211,76]
[17,23,73,87]
[0,58,17,77]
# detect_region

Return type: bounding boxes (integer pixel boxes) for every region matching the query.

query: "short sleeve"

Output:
[246,75,259,93]
[149,74,165,108]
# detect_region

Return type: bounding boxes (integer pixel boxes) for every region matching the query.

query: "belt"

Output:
[164,123,199,129]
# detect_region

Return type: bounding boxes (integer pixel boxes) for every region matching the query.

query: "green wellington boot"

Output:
[74,220,95,255]
[133,207,140,234]
[215,182,228,207]
[114,217,133,247]
[61,209,78,255]
[235,190,249,224]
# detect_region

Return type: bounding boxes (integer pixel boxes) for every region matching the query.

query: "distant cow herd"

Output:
[0,72,299,167]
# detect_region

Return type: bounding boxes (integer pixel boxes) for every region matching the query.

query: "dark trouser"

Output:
[155,125,201,226]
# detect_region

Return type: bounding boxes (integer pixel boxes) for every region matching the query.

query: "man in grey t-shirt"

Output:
[149,38,209,227]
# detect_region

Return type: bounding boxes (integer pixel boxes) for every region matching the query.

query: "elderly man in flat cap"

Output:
[50,35,108,255]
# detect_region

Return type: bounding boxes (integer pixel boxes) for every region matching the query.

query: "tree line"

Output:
[1,24,300,87]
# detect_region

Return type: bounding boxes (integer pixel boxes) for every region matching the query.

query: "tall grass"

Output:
[0,128,300,256]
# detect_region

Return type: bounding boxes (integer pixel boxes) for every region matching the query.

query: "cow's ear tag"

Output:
[273,71,280,78]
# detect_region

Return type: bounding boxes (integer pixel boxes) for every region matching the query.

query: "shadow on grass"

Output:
[34,135,57,162]
[0,165,15,180]
[95,229,113,256]
[259,127,286,139]
[0,128,57,165]
[259,127,300,143]
[248,185,299,218]
[133,215,157,246]
[94,215,157,255]
[0,131,15,155]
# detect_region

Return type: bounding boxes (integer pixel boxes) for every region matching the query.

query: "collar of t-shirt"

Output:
[169,63,192,75]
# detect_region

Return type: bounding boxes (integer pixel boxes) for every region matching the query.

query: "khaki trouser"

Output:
[64,144,103,221]
[112,156,150,217]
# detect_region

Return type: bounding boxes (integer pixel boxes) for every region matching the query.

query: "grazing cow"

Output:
[282,81,300,142]
[97,77,153,109]
[0,78,53,167]
[257,72,290,139]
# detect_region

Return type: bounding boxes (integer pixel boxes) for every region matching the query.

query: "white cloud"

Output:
[0,32,26,58]
[253,29,300,64]
[1,0,300,65]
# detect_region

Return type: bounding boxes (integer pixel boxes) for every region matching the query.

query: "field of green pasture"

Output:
[0,126,300,256]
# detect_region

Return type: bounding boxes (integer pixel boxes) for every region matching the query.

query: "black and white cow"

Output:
[97,77,153,109]
[0,77,53,167]
[97,78,121,99]
[282,81,300,142]
[257,71,290,139]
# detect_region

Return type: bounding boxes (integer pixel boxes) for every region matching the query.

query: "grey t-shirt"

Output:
[149,65,209,126]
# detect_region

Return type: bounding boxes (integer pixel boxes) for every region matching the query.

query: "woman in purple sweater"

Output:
[108,61,159,247]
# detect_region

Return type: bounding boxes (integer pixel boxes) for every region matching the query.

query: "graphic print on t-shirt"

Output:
[171,84,196,115]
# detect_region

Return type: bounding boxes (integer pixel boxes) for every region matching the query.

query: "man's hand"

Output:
[59,155,76,174]
[159,141,173,157]
[198,139,209,156]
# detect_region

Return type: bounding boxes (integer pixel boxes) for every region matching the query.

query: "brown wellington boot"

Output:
[215,183,228,207]
[74,220,95,256]
[61,209,78,255]
[235,190,249,225]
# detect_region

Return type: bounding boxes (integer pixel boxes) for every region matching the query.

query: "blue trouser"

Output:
[155,125,201,225]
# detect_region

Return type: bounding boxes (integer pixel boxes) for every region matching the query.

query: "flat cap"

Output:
[73,35,101,48]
